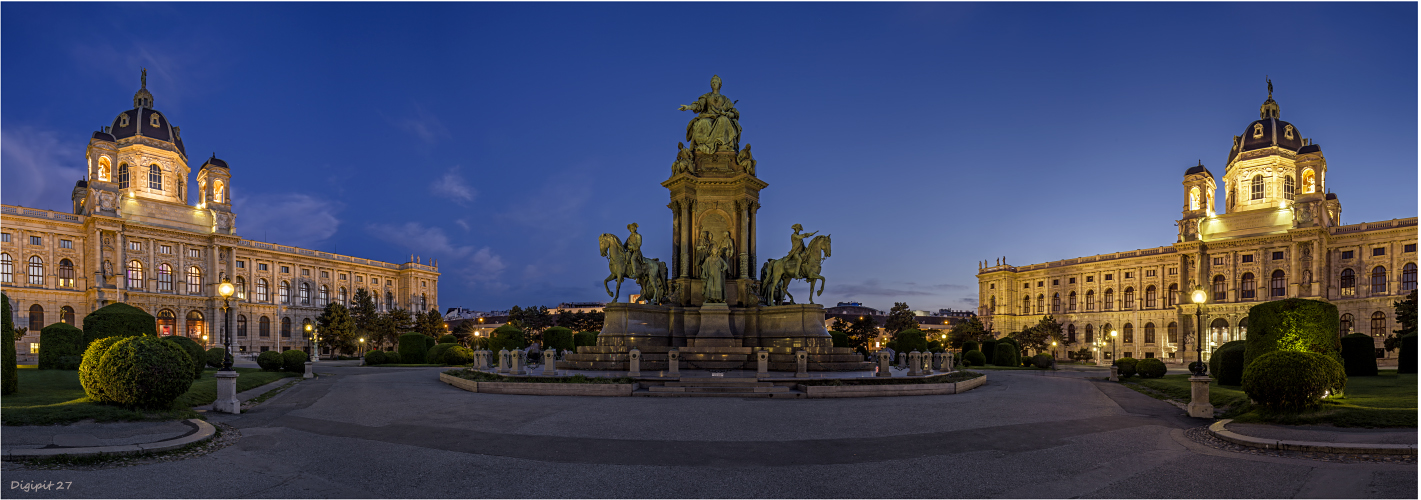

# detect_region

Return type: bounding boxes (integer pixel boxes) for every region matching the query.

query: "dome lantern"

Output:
[133,68,154,109]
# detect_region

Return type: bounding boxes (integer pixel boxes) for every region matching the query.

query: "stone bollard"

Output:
[543,350,557,376]
[795,350,808,378]
[922,352,934,375]
[497,349,510,374]
[897,352,907,368]
[756,349,769,378]
[667,348,680,377]
[511,349,526,375]
[628,348,641,377]
[304,361,314,379]
[214,370,241,414]
[877,351,893,377]
[481,350,492,370]
[944,352,955,372]
[1109,364,1119,382]
[907,351,922,376]
[1188,375,1215,418]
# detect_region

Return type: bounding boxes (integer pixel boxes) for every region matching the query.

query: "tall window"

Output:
[28,304,44,329]
[1371,311,1386,336]
[1364,267,1386,295]
[1240,273,1256,299]
[1085,324,1094,344]
[1251,175,1264,200]
[1143,323,1156,343]
[27,256,44,285]
[1123,287,1134,309]
[58,259,74,288]
[148,164,163,191]
[1340,313,1354,334]
[280,281,290,304]
[1167,283,1178,307]
[1022,296,1030,315]
[60,306,75,325]
[1404,263,1417,291]
[1145,285,1157,308]
[157,309,176,336]
[1068,291,1077,311]
[186,311,205,340]
[0,253,11,282]
[1103,289,1114,311]
[319,285,329,307]
[259,316,271,337]
[1341,269,1356,296]
[1052,293,1060,313]
[1212,275,1226,301]
[214,180,226,203]
[237,315,248,337]
[339,287,348,306]
[127,260,145,289]
[1086,290,1095,311]
[1283,176,1295,200]
[256,279,269,302]
[118,163,130,189]
[1271,270,1286,297]
[1067,324,1076,343]
[186,266,202,294]
[385,291,394,311]
[157,263,173,292]
[281,317,291,338]
[1036,294,1045,314]
[1167,322,1178,343]
[1123,323,1134,343]
[236,276,247,300]
[97,157,111,181]
[300,282,311,305]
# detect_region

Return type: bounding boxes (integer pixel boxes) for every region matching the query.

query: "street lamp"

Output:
[1191,287,1208,375]
[1110,330,1118,361]
[217,278,235,371]
[359,337,366,357]
[304,323,316,362]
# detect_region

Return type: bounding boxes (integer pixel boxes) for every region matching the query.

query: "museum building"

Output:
[2,73,440,357]
[977,86,1417,363]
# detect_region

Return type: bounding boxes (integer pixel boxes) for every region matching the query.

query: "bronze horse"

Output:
[759,234,831,305]
[600,233,669,304]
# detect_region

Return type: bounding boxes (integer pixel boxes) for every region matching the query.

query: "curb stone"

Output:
[2,419,217,461]
[1207,419,1417,456]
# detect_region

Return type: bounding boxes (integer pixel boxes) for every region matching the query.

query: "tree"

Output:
[316,303,357,355]
[510,305,553,341]
[948,317,989,349]
[1014,315,1062,354]
[350,289,379,348]
[1387,290,1418,352]
[844,315,880,354]
[576,310,605,332]
[884,302,917,335]
[376,308,414,349]
[416,309,446,338]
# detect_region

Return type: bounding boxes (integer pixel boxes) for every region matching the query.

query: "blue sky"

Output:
[3,2,1416,313]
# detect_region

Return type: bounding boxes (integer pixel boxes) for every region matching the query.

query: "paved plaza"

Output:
[3,365,1416,499]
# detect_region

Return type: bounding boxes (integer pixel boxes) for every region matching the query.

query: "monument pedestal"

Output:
[691,303,736,347]
[214,370,240,414]
[1188,376,1215,418]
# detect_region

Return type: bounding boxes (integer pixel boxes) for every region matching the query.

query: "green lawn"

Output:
[2,367,298,426]
[1123,370,1417,428]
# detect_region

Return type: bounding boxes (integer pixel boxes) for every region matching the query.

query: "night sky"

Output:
[3,3,1416,313]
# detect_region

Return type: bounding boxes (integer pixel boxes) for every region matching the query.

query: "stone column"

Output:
[511,349,525,375]
[214,371,240,414]
[756,349,769,378]
[543,350,557,376]
[794,350,808,378]
[667,347,680,377]
[907,352,921,376]
[1188,375,1215,418]
[497,349,510,374]
[877,351,892,377]
[628,348,641,377]
[304,361,313,379]
[739,201,750,279]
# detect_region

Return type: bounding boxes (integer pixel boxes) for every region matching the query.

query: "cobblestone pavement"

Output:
[2,366,1414,498]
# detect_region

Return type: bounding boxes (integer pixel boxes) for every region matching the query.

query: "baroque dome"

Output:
[1227,79,1304,164]
[98,69,187,156]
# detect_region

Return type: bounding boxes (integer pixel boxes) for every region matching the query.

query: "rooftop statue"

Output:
[600,225,668,304]
[679,75,742,154]
[672,142,695,176]
[736,143,756,176]
[760,224,832,305]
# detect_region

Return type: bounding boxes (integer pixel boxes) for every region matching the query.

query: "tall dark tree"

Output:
[1014,315,1062,354]
[1387,290,1418,352]
[316,303,357,355]
[420,309,448,338]
[845,315,880,354]
[510,305,553,341]
[884,302,918,335]
[948,317,989,349]
[350,289,379,349]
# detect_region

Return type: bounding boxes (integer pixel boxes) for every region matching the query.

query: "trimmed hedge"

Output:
[1114,357,1138,378]
[38,322,85,370]
[1243,298,1341,369]
[1136,357,1167,378]
[1242,350,1345,410]
[437,334,458,344]
[1340,333,1379,377]
[891,330,929,354]
[962,341,979,354]
[79,335,126,401]
[206,347,228,368]
[543,327,575,352]
[999,337,1022,356]
[96,336,196,409]
[488,326,528,354]
[383,350,402,364]
[364,350,387,365]
[981,340,999,364]
[282,349,309,372]
[1214,342,1248,386]
[573,331,598,348]
[426,343,457,364]
[963,349,987,366]
[1031,353,1052,369]
[163,336,206,379]
[424,335,436,350]
[256,350,284,371]
[830,331,849,348]
[1,293,15,395]
[399,333,431,366]
[992,342,1018,367]
[427,343,474,365]
[81,302,156,346]
[1398,335,1416,374]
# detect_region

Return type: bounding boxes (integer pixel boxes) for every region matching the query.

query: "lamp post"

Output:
[214,278,240,414]
[305,323,315,361]
[1185,286,1215,418]
[1191,288,1208,375]
[217,279,235,371]
[359,337,366,358]
[1108,330,1120,381]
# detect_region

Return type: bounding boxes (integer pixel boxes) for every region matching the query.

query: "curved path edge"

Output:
[2,418,216,461]
[1208,418,1417,456]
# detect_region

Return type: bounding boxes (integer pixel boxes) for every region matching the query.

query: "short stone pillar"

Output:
[922,352,934,375]
[511,349,525,375]
[497,349,511,374]
[756,349,769,378]
[897,352,907,368]
[214,370,241,414]
[667,348,680,377]
[907,351,922,376]
[1188,376,1215,418]
[304,361,314,379]
[794,350,808,378]
[1109,364,1119,382]
[628,348,642,377]
[876,351,893,377]
[944,352,955,372]
[543,350,557,376]
[480,350,492,370]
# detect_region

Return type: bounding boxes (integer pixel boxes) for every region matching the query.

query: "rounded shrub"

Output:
[1243,298,1341,369]
[281,349,309,372]
[963,349,987,366]
[1113,357,1138,378]
[542,327,575,352]
[364,350,386,365]
[426,343,457,364]
[488,326,528,354]
[992,343,1017,367]
[1214,342,1248,386]
[893,330,929,354]
[830,331,849,348]
[427,344,473,365]
[962,340,979,354]
[1032,353,1052,369]
[96,336,197,409]
[424,335,436,350]
[1400,334,1417,374]
[205,347,228,368]
[383,350,402,364]
[1136,358,1167,378]
[573,331,598,348]
[926,340,943,353]
[1243,350,1344,410]
[1339,333,1378,377]
[437,334,458,344]
[981,340,999,364]
[999,337,1021,356]
[79,335,127,402]
[162,336,206,379]
[256,350,284,371]
[38,322,85,370]
[399,333,431,365]
[2,292,16,395]
[80,302,156,346]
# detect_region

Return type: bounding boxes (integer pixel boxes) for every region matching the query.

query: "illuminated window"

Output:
[1271,270,1286,297]
[157,263,173,292]
[1251,175,1264,200]
[256,279,269,302]
[1189,186,1200,210]
[157,309,176,336]
[339,287,348,305]
[300,282,311,305]
[148,165,162,191]
[186,310,205,340]
[97,157,111,181]
[213,180,226,204]
[236,276,247,300]
[0,253,11,283]
[1340,269,1356,296]
[58,259,74,288]
[27,256,44,285]
[280,281,290,304]
[187,266,202,294]
[127,260,144,289]
[1240,273,1256,299]
[1371,266,1387,294]
[319,285,329,307]
[1301,169,1316,194]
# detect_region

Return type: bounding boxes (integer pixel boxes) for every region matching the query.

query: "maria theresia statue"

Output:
[679,75,742,154]
[600,223,669,304]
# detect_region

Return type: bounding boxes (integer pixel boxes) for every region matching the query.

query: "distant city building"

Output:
[556,302,606,314]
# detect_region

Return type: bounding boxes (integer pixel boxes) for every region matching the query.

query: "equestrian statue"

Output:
[600,223,669,304]
[759,224,832,305]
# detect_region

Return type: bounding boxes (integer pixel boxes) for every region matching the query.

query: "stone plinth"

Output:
[692,303,737,347]
[1110,365,1119,382]
[304,361,313,379]
[1188,376,1215,418]
[214,370,240,414]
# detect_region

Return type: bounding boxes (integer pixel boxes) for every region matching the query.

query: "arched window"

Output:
[1085,290,1095,311]
[1240,272,1256,299]
[300,282,311,305]
[1068,291,1077,312]
[60,306,75,325]
[1271,270,1286,297]
[280,281,291,304]
[1283,176,1295,200]
[1167,283,1178,307]
[27,256,44,286]
[1123,323,1134,343]
[97,157,111,181]
[187,266,202,294]
[127,260,144,289]
[214,180,226,204]
[1085,324,1094,344]
[1405,263,1418,291]
[281,317,291,338]
[0,253,11,283]
[118,163,130,189]
[236,276,247,300]
[1251,175,1264,200]
[186,311,205,341]
[157,309,176,336]
[256,279,269,302]
[1036,294,1045,314]
[319,285,329,307]
[1212,275,1226,301]
[1103,324,1114,342]
[1067,324,1077,343]
[1364,267,1386,295]
[1052,293,1061,313]
[1371,311,1387,336]
[259,316,271,337]
[339,287,348,306]
[1340,269,1356,296]
[1340,313,1354,335]
[1144,323,1156,344]
[1301,168,1316,194]
[1210,318,1230,343]
[1189,186,1200,210]
[1103,289,1114,311]
[1167,322,1179,343]
[237,315,248,337]
[1022,296,1030,315]
[58,259,74,288]
[148,164,163,191]
[28,304,44,329]
[1123,287,1134,309]
[157,263,173,291]
[1141,286,1155,309]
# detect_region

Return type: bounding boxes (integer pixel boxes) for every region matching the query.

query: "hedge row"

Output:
[3,293,18,395]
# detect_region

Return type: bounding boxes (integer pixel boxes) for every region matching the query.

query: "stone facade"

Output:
[3,74,439,359]
[977,88,1417,364]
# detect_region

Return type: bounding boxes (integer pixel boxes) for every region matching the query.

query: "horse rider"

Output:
[789,223,818,265]
[625,223,644,276]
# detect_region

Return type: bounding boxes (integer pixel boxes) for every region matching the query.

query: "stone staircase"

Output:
[633,377,805,398]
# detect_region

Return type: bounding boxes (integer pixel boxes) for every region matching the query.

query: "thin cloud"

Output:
[430,167,477,206]
[0,126,84,211]
[366,222,505,281]
[232,193,343,248]
[395,104,449,145]
[832,279,966,297]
